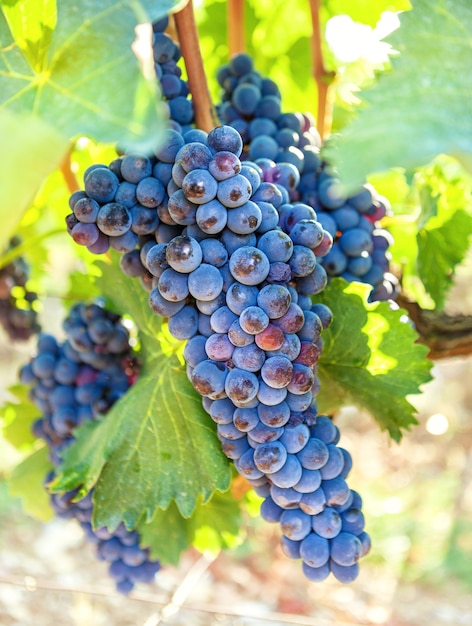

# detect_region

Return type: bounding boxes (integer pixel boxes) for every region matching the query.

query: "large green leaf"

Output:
[1,0,56,72]
[417,210,472,308]
[1,384,40,452]
[0,0,179,151]
[314,279,433,441]
[323,0,472,190]
[414,160,472,308]
[138,490,243,565]
[51,258,231,529]
[0,110,68,252]
[8,446,54,522]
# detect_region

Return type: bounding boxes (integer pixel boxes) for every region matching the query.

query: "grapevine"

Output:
[1,0,472,611]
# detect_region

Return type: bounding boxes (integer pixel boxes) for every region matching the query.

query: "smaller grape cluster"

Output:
[152,16,195,131]
[50,487,161,595]
[19,302,161,594]
[217,53,398,301]
[65,126,186,256]
[0,237,40,341]
[297,172,399,302]
[258,415,371,583]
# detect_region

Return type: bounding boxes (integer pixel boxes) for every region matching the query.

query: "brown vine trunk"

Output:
[174,1,219,133]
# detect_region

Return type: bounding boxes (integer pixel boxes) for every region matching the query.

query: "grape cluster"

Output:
[50,486,161,595]
[138,125,369,582]
[0,237,41,341]
[217,53,398,301]
[20,302,161,594]
[152,17,195,131]
[65,120,371,582]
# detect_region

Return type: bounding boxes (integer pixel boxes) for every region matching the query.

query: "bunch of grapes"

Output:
[19,302,161,594]
[217,53,398,301]
[64,114,371,582]
[152,16,195,131]
[61,14,375,581]
[0,237,41,341]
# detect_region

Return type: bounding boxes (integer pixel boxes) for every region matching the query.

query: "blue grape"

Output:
[225,367,259,405]
[257,401,290,428]
[260,496,284,523]
[233,407,260,432]
[329,560,359,583]
[84,167,119,203]
[280,509,312,540]
[226,201,262,234]
[188,264,223,301]
[196,199,228,234]
[226,282,259,315]
[210,306,238,333]
[208,151,241,180]
[229,247,270,286]
[217,174,252,208]
[157,268,189,302]
[176,142,212,172]
[269,454,303,488]
[167,305,199,340]
[166,236,202,273]
[191,359,228,398]
[205,333,235,361]
[232,344,265,372]
[257,230,293,263]
[208,126,243,156]
[311,507,342,539]
[96,203,132,237]
[182,169,218,204]
[253,440,287,473]
[329,532,362,567]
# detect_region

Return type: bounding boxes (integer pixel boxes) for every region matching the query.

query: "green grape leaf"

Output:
[138,489,243,566]
[8,446,54,522]
[51,258,232,529]
[417,208,472,309]
[314,279,433,441]
[0,0,173,152]
[1,384,41,452]
[415,159,472,308]
[1,0,56,72]
[322,0,472,191]
[65,269,101,305]
[0,111,68,252]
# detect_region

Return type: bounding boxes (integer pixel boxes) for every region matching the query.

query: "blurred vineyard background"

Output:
[0,250,471,625]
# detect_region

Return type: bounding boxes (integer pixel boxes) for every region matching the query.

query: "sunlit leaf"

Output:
[314,279,433,441]
[8,446,54,521]
[323,0,472,190]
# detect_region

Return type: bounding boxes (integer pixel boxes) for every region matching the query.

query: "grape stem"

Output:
[0,228,64,270]
[60,146,80,194]
[397,293,472,360]
[174,1,219,132]
[228,0,245,56]
[309,0,335,139]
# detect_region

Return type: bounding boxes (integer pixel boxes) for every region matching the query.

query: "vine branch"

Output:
[174,1,219,132]
[308,0,335,139]
[60,146,80,194]
[227,0,245,57]
[397,294,472,360]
